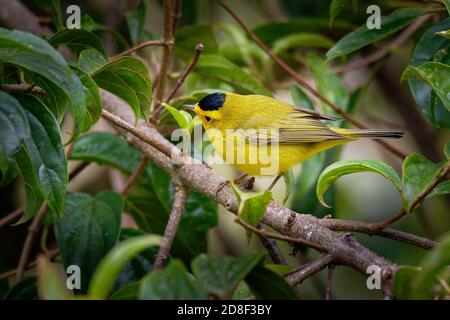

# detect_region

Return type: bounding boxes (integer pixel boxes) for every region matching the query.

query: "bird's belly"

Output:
[208,132,315,176]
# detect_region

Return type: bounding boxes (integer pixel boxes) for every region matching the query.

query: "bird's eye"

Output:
[205,116,212,122]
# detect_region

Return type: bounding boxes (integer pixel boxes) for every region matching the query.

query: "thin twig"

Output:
[0,248,59,281]
[152,0,174,120]
[373,161,450,230]
[1,84,45,95]
[153,186,188,268]
[111,40,171,59]
[235,218,327,253]
[171,0,182,38]
[258,224,287,265]
[325,265,335,300]
[285,254,334,287]
[120,155,148,195]
[334,14,432,73]
[218,0,407,160]
[0,206,24,229]
[319,218,438,250]
[154,43,204,118]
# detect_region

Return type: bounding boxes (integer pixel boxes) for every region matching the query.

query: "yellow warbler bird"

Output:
[194,92,403,190]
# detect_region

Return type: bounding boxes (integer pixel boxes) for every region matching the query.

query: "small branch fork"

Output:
[218,0,406,160]
[153,186,188,268]
[285,254,335,287]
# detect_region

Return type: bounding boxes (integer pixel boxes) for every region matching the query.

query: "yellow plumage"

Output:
[194,92,403,177]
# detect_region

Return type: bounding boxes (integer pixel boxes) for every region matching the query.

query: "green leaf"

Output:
[402,154,447,212]
[3,277,37,300]
[427,180,450,199]
[195,54,273,97]
[174,25,218,60]
[125,1,147,45]
[37,256,71,300]
[445,141,450,159]
[307,52,349,113]
[89,234,162,299]
[436,29,450,39]
[70,65,102,131]
[394,265,420,299]
[290,84,314,109]
[81,15,130,49]
[316,159,401,208]
[402,62,450,113]
[0,92,30,184]
[14,95,67,221]
[109,282,139,300]
[407,18,450,128]
[283,169,295,205]
[326,8,428,61]
[140,260,207,300]
[231,183,272,241]
[444,0,450,16]
[92,57,152,120]
[273,32,333,56]
[245,265,297,300]
[161,103,193,132]
[78,49,107,74]
[48,28,107,57]
[54,191,123,292]
[191,252,266,298]
[0,28,86,138]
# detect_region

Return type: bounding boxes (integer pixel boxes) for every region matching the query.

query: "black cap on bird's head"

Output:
[198,92,226,111]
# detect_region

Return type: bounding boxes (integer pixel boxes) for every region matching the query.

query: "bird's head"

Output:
[194,92,226,129]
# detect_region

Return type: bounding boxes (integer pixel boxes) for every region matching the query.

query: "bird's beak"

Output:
[182,104,195,111]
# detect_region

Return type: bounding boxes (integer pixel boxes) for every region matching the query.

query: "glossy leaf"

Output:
[191,252,265,298]
[326,8,427,61]
[194,54,273,97]
[37,256,71,300]
[14,95,67,221]
[273,33,333,56]
[245,265,297,300]
[70,65,102,131]
[175,25,218,60]
[402,62,450,113]
[402,154,447,212]
[427,180,450,199]
[92,57,152,120]
[54,192,123,292]
[231,183,272,241]
[161,103,194,132]
[406,18,450,128]
[89,234,162,299]
[48,28,107,57]
[78,49,107,74]
[109,282,139,300]
[140,260,207,300]
[316,159,401,208]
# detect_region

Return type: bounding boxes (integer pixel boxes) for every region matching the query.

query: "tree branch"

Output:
[120,155,148,195]
[153,186,188,268]
[218,0,406,160]
[111,40,172,59]
[0,206,24,229]
[285,254,334,287]
[325,264,335,300]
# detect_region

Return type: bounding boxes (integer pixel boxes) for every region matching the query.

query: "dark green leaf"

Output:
[445,141,450,159]
[54,191,123,292]
[407,18,450,128]
[317,159,401,208]
[191,252,265,298]
[394,266,420,299]
[14,95,67,221]
[82,15,130,48]
[402,154,447,212]
[3,277,37,300]
[175,25,218,60]
[326,8,428,61]
[140,260,207,300]
[125,1,147,45]
[231,183,272,241]
[329,0,352,28]
[78,49,107,74]
[245,265,297,300]
[70,65,102,131]
[290,85,314,109]
[92,57,152,120]
[444,0,450,16]
[427,180,450,199]
[402,62,450,113]
[48,28,107,57]
[194,54,273,97]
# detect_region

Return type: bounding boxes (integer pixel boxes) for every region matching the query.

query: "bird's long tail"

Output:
[334,128,404,139]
